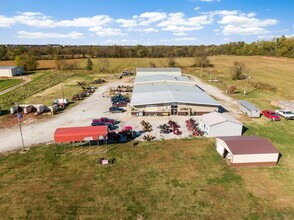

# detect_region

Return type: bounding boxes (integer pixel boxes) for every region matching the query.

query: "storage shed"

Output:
[215,136,280,167]
[0,66,23,77]
[199,112,243,137]
[54,126,108,143]
[238,100,260,117]
[136,68,181,77]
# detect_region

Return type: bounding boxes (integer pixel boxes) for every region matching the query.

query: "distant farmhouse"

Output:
[0,66,23,77]
[130,68,221,116]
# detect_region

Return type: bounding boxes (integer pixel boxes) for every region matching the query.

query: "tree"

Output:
[167,57,176,67]
[232,61,247,80]
[0,46,7,60]
[86,58,93,70]
[100,59,109,73]
[15,54,39,71]
[192,48,212,68]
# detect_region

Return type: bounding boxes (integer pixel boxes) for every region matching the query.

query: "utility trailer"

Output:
[238,100,260,118]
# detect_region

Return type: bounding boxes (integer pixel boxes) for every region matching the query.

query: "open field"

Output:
[0,56,294,218]
[0,78,23,92]
[0,138,293,219]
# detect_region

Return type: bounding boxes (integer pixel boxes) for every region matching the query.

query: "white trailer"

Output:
[238,100,260,118]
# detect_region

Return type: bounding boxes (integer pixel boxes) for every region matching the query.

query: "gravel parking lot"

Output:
[0,76,241,153]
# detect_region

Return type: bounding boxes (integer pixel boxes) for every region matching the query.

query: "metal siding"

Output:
[0,69,12,77]
[207,122,243,137]
[233,153,279,163]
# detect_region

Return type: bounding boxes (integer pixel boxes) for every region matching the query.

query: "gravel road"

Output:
[0,76,241,153]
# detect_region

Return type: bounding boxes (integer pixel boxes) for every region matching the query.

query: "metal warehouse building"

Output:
[199,112,243,137]
[136,67,181,77]
[130,68,221,116]
[0,66,23,77]
[215,136,280,167]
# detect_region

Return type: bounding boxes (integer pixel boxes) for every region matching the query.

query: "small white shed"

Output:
[0,66,23,77]
[215,136,280,167]
[199,112,243,137]
[136,68,181,77]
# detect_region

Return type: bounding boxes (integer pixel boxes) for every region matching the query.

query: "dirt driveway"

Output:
[0,76,242,153]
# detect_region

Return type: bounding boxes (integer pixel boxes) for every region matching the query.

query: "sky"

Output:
[0,0,293,45]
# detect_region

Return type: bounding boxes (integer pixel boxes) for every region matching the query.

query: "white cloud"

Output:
[17,31,84,39]
[157,12,212,34]
[89,26,126,37]
[173,32,188,36]
[56,15,112,27]
[219,15,278,35]
[143,28,159,33]
[200,10,278,36]
[194,7,201,11]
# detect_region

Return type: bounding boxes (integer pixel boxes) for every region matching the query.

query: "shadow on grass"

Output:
[242,125,249,135]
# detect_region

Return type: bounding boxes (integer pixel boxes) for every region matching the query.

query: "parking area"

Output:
[0,75,241,153]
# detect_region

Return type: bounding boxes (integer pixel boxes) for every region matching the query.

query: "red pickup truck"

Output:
[92,117,115,125]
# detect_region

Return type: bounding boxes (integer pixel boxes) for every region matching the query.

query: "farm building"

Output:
[130,68,221,116]
[134,74,194,86]
[130,83,220,116]
[215,136,280,167]
[238,100,261,118]
[136,68,181,77]
[0,66,23,77]
[54,126,108,143]
[199,112,243,137]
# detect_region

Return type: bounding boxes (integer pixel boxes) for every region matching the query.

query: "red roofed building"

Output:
[216,136,280,167]
[54,126,108,143]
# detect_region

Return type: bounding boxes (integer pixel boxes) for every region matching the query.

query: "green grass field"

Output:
[0,78,23,92]
[0,56,294,219]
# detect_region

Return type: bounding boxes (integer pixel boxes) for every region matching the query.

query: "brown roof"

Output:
[217,136,279,155]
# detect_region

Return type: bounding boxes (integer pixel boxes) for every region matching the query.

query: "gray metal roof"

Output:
[136,68,181,73]
[238,100,260,111]
[134,74,193,84]
[130,83,220,106]
[201,112,243,126]
[0,66,17,69]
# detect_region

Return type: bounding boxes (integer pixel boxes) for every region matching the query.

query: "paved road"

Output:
[0,76,31,96]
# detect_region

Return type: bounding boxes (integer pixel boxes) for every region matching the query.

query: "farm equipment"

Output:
[92,79,106,84]
[119,126,134,140]
[141,120,152,132]
[185,118,204,136]
[158,124,172,134]
[96,157,116,165]
[143,134,153,141]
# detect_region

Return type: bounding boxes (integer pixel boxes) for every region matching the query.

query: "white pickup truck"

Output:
[275,110,294,120]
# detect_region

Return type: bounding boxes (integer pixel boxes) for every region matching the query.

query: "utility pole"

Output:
[244,76,251,96]
[200,60,203,77]
[15,103,25,150]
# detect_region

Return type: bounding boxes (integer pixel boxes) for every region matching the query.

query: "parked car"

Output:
[92,117,116,125]
[262,110,281,121]
[91,121,114,129]
[109,106,125,113]
[275,109,294,120]
[112,101,128,107]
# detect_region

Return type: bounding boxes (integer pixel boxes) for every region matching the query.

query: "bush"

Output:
[249,81,277,92]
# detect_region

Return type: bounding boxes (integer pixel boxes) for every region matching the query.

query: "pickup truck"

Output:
[275,110,294,120]
[92,117,116,125]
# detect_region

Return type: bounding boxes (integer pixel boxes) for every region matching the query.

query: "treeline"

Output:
[0,36,293,61]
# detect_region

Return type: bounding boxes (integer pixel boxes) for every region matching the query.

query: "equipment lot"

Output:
[0,76,242,153]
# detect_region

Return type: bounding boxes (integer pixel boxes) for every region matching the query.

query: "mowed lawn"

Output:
[0,138,293,219]
[0,78,23,92]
